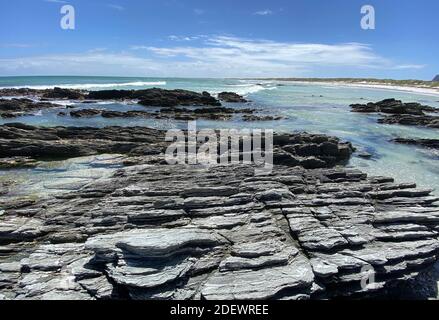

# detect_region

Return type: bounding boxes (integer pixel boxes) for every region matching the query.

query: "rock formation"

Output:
[351,99,439,129]
[218,92,248,103]
[0,161,438,300]
[0,99,63,118]
[0,124,353,169]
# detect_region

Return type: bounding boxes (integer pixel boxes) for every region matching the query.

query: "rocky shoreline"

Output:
[0,88,439,300]
[1,157,438,300]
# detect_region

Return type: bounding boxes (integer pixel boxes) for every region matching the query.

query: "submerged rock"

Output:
[393,138,439,150]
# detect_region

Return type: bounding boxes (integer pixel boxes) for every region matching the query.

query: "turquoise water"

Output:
[1,76,438,194]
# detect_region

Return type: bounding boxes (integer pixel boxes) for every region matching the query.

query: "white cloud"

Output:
[108,4,124,11]
[392,64,426,70]
[254,10,273,16]
[168,35,203,42]
[193,9,205,15]
[0,36,425,77]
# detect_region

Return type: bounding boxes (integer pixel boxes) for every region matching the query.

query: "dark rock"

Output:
[378,115,439,128]
[0,99,63,118]
[352,99,439,129]
[351,99,437,115]
[393,138,439,150]
[42,87,85,100]
[242,115,284,121]
[87,88,222,107]
[218,92,248,103]
[0,157,39,169]
[0,124,166,159]
[433,75,439,82]
[70,109,103,118]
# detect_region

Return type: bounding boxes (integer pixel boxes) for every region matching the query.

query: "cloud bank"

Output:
[0,36,424,77]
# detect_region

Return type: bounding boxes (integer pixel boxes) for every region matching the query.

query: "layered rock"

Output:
[0,124,353,169]
[0,162,438,300]
[0,124,167,159]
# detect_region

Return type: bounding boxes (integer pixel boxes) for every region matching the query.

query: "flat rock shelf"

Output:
[0,161,438,300]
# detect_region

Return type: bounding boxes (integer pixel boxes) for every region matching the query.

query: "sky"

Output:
[0,0,437,79]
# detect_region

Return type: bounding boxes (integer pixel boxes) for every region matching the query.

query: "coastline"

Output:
[255,79,439,97]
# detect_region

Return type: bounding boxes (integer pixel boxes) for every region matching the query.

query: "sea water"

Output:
[0,76,438,196]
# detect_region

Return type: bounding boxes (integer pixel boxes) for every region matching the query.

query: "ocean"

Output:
[1,76,439,195]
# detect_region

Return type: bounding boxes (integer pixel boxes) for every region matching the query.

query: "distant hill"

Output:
[434,75,439,82]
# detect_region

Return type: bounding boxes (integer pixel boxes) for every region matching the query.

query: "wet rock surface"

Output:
[0,161,438,300]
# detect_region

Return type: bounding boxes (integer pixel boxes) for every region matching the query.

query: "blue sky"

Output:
[0,0,437,79]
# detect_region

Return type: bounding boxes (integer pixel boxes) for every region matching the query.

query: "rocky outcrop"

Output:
[218,92,248,103]
[351,99,437,115]
[0,161,438,300]
[0,124,353,169]
[351,99,439,129]
[393,138,439,150]
[433,75,439,82]
[242,115,284,121]
[42,87,86,100]
[0,88,224,108]
[68,107,257,121]
[87,89,221,107]
[0,124,167,159]
[378,115,439,128]
[0,99,62,118]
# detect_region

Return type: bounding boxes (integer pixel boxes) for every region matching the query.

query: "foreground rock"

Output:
[0,161,438,300]
[351,99,439,129]
[0,124,353,169]
[0,99,63,118]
